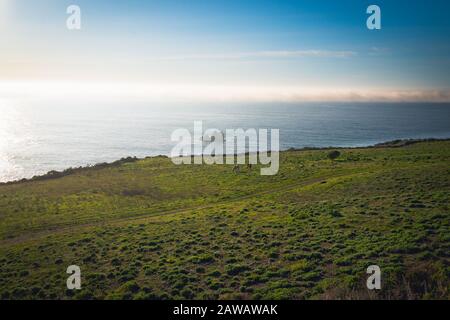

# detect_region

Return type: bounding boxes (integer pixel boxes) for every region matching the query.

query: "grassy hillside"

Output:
[0,141,449,300]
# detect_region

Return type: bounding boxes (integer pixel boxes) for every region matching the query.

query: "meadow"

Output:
[0,140,448,299]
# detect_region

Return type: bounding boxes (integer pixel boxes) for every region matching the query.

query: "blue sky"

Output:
[1,0,449,101]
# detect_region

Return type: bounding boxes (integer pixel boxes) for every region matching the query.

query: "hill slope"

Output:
[0,141,449,299]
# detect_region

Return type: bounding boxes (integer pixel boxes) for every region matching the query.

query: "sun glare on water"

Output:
[0,101,27,182]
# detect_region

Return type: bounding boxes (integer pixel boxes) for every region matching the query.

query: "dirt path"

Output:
[0,172,351,247]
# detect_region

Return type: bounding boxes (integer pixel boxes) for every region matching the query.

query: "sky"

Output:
[1,0,450,102]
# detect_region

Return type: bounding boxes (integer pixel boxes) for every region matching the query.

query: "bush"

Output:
[191,254,214,264]
[226,264,250,276]
[327,150,341,160]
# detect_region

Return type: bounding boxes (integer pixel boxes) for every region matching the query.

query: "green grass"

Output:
[0,140,449,299]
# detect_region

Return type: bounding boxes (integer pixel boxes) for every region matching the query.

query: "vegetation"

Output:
[327,150,341,161]
[0,140,449,300]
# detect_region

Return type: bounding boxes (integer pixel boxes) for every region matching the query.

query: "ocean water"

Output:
[1,100,449,182]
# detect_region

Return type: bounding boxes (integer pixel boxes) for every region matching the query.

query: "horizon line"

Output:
[1,81,449,103]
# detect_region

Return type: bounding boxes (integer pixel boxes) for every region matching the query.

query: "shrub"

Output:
[226,264,250,276]
[327,150,341,160]
[191,254,214,264]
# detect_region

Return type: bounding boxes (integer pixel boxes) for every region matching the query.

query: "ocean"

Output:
[1,100,449,182]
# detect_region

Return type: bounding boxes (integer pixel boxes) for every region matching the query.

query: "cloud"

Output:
[159,50,358,61]
[1,81,449,103]
[368,47,390,56]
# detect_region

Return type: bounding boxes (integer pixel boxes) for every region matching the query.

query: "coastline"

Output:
[1,137,448,186]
